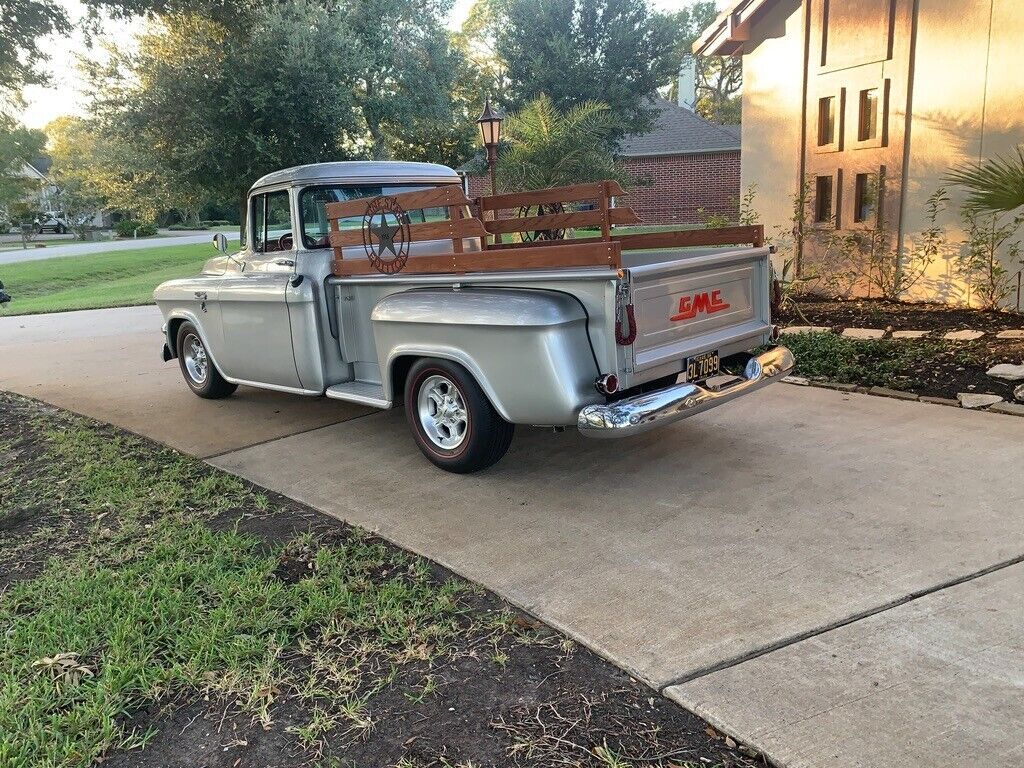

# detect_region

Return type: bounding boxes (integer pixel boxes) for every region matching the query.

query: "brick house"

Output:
[617,98,741,225]
[695,0,1024,307]
[459,97,741,226]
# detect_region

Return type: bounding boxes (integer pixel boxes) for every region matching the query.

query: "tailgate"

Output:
[626,246,772,373]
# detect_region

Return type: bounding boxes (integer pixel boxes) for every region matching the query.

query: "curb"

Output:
[781,377,1024,416]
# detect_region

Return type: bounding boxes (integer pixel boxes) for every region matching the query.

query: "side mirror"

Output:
[213,232,229,253]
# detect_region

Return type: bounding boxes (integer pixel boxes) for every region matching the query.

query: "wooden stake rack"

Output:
[329,180,764,277]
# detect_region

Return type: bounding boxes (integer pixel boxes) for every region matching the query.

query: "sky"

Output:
[19,0,716,130]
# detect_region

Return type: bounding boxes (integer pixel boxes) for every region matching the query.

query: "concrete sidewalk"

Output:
[3,305,1023,767]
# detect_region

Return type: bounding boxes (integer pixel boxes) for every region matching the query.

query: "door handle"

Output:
[275,259,295,267]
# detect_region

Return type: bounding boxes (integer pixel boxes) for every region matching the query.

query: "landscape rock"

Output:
[944,330,985,341]
[782,375,810,386]
[842,328,886,340]
[957,393,1003,409]
[985,363,1024,381]
[817,381,859,392]
[989,402,1024,417]
[995,330,1024,339]
[891,330,929,339]
[1015,383,1024,402]
[781,325,831,335]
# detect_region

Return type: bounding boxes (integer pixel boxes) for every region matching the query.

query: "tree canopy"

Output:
[0,114,45,215]
[492,0,678,138]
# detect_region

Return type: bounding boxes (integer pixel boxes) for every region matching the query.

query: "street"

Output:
[2,305,1023,768]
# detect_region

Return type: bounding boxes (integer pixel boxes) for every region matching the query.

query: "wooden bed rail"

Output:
[327,179,762,277]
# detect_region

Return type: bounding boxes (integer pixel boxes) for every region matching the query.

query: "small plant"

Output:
[700,184,759,229]
[955,207,1024,310]
[115,219,158,238]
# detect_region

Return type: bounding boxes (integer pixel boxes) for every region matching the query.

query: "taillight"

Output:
[595,374,619,395]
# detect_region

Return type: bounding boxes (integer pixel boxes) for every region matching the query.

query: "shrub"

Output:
[167,223,207,231]
[782,331,948,388]
[201,219,231,227]
[115,219,158,238]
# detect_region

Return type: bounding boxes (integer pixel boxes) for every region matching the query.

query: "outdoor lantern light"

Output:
[477,98,503,196]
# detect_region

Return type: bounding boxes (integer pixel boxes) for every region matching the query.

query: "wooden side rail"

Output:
[483,224,766,252]
[333,240,621,276]
[476,180,627,212]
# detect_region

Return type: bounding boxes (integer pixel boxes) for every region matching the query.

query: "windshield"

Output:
[299,184,452,250]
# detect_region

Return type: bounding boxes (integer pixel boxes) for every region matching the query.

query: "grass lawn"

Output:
[0,242,211,316]
[0,393,756,768]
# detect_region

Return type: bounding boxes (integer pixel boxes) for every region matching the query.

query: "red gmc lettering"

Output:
[669,290,730,322]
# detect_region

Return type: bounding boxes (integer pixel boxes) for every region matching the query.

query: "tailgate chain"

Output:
[614,281,637,346]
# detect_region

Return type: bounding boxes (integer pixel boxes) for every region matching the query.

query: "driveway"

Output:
[2,305,1022,767]
[0,231,241,266]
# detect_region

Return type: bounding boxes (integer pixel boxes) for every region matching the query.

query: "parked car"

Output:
[154,161,793,473]
[35,211,73,234]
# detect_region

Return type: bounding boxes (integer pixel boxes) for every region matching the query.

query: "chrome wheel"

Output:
[182,332,209,385]
[417,374,468,450]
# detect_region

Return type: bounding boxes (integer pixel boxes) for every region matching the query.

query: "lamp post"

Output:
[476,99,503,197]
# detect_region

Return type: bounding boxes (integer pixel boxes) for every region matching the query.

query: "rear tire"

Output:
[404,358,514,473]
[176,321,237,399]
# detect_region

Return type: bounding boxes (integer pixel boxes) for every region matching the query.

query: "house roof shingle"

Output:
[617,98,741,158]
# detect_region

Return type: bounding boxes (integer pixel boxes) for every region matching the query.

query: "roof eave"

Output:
[693,0,777,56]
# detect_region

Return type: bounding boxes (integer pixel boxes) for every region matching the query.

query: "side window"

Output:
[251,194,266,253]
[264,191,292,253]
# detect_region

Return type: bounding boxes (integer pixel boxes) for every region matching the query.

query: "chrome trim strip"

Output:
[577,345,794,438]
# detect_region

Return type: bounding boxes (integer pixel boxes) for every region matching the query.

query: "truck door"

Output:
[216,188,303,389]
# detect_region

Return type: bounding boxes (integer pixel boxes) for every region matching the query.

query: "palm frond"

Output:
[945,145,1024,213]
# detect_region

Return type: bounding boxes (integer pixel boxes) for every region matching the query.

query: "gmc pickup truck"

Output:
[155,161,793,473]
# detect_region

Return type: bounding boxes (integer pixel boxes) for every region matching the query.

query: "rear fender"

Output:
[374,288,602,425]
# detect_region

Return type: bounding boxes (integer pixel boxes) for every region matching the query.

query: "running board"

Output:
[325,381,392,409]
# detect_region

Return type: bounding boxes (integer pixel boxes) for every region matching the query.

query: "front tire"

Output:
[404,358,514,473]
[176,321,237,399]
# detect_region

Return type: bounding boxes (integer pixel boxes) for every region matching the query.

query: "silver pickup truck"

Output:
[155,161,793,472]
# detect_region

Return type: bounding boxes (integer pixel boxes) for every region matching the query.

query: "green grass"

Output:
[783,331,977,388]
[0,242,211,316]
[0,402,482,766]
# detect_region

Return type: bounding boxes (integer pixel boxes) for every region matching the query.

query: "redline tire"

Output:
[404,358,514,473]
[176,321,237,399]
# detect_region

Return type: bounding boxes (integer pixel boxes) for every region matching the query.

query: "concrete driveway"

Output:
[2,305,1022,767]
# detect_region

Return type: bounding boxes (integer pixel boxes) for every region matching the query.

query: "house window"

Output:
[815,175,834,223]
[818,96,836,146]
[854,172,879,223]
[858,88,879,141]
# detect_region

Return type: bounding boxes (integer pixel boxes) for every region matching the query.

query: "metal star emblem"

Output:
[370,213,400,256]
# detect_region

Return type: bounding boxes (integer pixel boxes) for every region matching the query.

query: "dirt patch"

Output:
[0,393,762,768]
[780,295,1024,334]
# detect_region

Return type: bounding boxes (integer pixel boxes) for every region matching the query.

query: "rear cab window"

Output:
[299,185,450,250]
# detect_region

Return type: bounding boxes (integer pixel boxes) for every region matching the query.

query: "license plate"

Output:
[686,350,720,381]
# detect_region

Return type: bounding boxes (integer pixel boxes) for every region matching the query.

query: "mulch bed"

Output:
[778,297,1024,401]
[0,393,761,768]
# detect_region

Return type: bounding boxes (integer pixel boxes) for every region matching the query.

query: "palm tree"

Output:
[945,145,1024,213]
[496,95,630,192]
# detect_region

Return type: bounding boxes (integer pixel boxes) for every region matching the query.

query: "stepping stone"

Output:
[944,330,985,341]
[995,330,1024,339]
[842,328,886,339]
[781,325,830,335]
[920,395,960,407]
[1016,383,1024,402]
[957,392,1003,409]
[891,330,929,339]
[990,402,1024,417]
[986,363,1024,381]
[782,375,810,386]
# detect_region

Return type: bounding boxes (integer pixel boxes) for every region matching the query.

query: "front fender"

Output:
[373,288,602,425]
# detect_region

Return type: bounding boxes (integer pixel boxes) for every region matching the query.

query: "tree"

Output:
[496,94,629,192]
[0,0,70,97]
[453,0,510,107]
[44,117,108,238]
[663,1,742,124]
[90,0,363,229]
[0,115,46,223]
[493,0,678,137]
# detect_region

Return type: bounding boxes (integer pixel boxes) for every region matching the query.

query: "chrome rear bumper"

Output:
[577,345,795,438]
